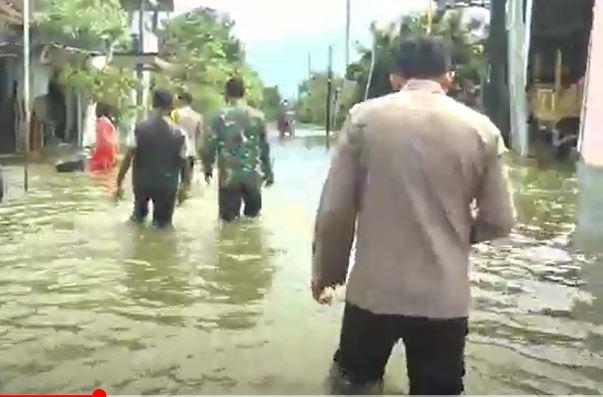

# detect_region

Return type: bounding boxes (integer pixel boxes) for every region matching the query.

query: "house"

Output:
[577,0,602,169]
[482,0,598,162]
[0,0,100,154]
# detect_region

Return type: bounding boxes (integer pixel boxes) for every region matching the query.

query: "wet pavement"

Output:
[0,129,602,394]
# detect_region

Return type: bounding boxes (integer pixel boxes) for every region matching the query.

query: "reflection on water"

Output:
[201,223,273,330]
[0,131,602,394]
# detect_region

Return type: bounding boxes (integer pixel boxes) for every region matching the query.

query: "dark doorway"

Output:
[0,61,17,154]
[48,79,67,143]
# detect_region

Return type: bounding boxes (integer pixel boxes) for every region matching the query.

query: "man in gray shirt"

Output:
[312,37,516,394]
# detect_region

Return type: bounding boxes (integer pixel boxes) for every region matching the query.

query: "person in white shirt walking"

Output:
[173,92,204,184]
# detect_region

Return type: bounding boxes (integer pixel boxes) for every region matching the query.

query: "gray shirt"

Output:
[313,79,516,318]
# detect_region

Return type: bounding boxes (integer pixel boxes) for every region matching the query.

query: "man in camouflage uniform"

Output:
[202,77,274,222]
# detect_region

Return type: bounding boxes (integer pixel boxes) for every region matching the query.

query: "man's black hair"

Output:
[179,91,193,105]
[395,36,451,79]
[225,77,245,99]
[152,88,174,110]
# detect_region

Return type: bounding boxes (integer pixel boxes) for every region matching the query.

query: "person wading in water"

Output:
[312,37,516,395]
[115,89,191,229]
[202,77,274,222]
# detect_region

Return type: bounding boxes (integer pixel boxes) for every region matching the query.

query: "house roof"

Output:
[0,41,100,63]
[111,51,181,73]
[0,0,22,25]
[0,0,39,25]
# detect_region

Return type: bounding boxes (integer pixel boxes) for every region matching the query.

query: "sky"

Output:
[173,0,433,98]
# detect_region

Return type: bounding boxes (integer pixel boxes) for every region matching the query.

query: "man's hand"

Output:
[113,185,124,201]
[263,176,274,187]
[311,279,333,305]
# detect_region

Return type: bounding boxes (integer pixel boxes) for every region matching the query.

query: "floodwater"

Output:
[0,129,602,394]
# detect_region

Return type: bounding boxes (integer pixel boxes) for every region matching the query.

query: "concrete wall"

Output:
[3,54,52,152]
[579,0,603,167]
[506,0,532,156]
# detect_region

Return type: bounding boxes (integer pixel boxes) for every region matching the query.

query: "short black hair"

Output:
[225,77,245,99]
[152,88,174,110]
[96,103,112,118]
[395,36,451,79]
[179,91,193,105]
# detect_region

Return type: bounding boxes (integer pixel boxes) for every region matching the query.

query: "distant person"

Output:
[173,92,204,184]
[88,103,119,173]
[115,89,191,229]
[312,37,516,395]
[202,77,274,222]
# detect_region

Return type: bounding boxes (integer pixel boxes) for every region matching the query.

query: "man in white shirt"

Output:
[174,92,204,183]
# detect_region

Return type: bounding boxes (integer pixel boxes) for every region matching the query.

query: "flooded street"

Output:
[1,129,602,394]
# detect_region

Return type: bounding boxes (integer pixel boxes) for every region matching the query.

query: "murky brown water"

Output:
[1,130,602,394]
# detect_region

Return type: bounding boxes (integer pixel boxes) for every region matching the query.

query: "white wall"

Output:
[579,0,603,167]
[506,0,531,156]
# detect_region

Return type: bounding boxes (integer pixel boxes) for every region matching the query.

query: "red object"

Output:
[89,116,119,173]
[277,113,291,137]
[0,388,107,397]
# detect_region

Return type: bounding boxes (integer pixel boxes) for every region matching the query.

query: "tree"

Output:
[296,72,356,128]
[59,63,138,123]
[346,9,486,104]
[261,86,282,120]
[37,0,135,123]
[159,7,264,118]
[37,0,128,51]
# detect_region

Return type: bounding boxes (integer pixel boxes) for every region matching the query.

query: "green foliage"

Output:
[37,0,134,123]
[296,73,356,129]
[59,64,138,123]
[346,9,486,104]
[37,0,128,50]
[261,86,282,120]
[159,7,264,118]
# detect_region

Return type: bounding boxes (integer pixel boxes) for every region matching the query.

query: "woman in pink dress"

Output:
[89,104,119,173]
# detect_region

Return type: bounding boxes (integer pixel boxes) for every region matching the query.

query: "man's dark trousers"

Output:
[218,181,262,222]
[131,187,177,228]
[332,302,468,395]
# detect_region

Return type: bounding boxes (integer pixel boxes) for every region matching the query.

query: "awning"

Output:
[39,42,101,66]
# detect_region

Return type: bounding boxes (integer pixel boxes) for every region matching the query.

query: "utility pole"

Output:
[345,0,351,67]
[136,0,145,116]
[23,0,30,191]
[427,0,433,34]
[365,38,376,100]
[326,45,333,149]
[307,52,312,79]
